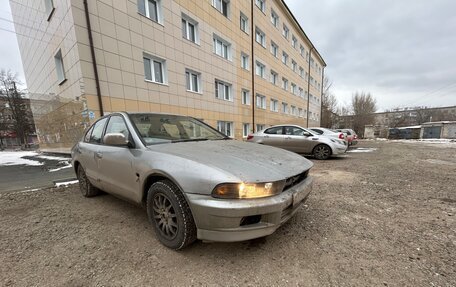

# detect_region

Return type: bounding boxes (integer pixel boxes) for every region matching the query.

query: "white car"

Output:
[247,125,347,160]
[309,127,347,144]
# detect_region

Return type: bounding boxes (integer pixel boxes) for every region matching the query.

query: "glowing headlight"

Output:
[212,181,285,199]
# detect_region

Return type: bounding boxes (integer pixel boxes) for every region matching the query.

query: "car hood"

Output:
[147,140,313,182]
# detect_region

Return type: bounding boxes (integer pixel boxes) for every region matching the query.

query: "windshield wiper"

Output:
[171,138,209,143]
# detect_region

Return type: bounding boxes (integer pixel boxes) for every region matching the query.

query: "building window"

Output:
[270,70,278,85]
[292,36,297,48]
[306,51,309,62]
[299,67,304,78]
[270,41,278,57]
[282,51,288,65]
[44,0,55,20]
[215,80,232,101]
[291,83,297,95]
[54,49,66,85]
[185,69,201,93]
[291,60,297,72]
[300,45,305,57]
[282,77,288,90]
[243,123,250,138]
[138,0,162,23]
[217,121,233,137]
[256,94,266,109]
[291,105,297,116]
[282,102,288,114]
[271,10,279,27]
[212,0,229,17]
[182,15,199,43]
[299,87,304,97]
[255,0,265,12]
[241,53,249,70]
[240,12,248,33]
[270,99,278,112]
[298,108,303,117]
[143,53,166,84]
[241,89,250,105]
[256,124,265,132]
[283,24,289,39]
[255,61,265,78]
[213,35,231,60]
[255,27,266,47]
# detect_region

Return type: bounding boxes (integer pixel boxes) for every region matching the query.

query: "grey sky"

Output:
[284,0,456,111]
[1,0,455,111]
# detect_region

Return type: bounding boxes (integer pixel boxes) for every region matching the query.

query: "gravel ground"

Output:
[1,140,455,286]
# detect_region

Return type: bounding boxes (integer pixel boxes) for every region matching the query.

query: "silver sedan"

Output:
[71,113,313,249]
[247,125,347,160]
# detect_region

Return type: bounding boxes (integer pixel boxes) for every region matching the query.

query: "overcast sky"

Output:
[1,0,455,111]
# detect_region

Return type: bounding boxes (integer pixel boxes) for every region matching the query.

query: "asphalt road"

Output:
[0,153,75,192]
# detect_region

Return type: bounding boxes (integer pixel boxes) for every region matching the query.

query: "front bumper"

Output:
[332,144,348,155]
[186,176,313,242]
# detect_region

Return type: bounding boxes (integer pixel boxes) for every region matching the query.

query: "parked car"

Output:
[247,125,347,160]
[72,113,314,250]
[335,129,358,145]
[309,127,347,144]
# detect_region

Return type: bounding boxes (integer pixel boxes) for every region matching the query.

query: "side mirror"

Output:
[302,132,312,137]
[104,133,130,147]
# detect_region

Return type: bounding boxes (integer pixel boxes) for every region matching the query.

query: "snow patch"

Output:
[37,155,71,161]
[348,148,378,153]
[48,162,72,172]
[55,180,79,187]
[0,151,43,166]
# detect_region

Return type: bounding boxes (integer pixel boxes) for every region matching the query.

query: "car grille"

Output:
[283,170,309,192]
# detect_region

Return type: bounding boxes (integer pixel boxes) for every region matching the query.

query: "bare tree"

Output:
[0,70,34,147]
[351,92,377,137]
[320,77,338,128]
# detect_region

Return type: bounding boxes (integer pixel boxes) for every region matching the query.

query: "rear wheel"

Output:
[146,180,196,250]
[77,165,100,197]
[313,144,332,160]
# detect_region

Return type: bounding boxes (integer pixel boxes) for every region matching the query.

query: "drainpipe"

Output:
[320,66,325,126]
[250,0,255,131]
[83,0,103,116]
[306,47,314,127]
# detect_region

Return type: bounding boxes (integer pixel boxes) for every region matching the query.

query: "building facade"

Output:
[11,0,326,151]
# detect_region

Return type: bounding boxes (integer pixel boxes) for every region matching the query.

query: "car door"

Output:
[261,126,285,148]
[283,126,313,153]
[78,117,109,189]
[96,115,141,202]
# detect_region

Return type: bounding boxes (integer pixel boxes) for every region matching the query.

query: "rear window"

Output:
[264,127,283,135]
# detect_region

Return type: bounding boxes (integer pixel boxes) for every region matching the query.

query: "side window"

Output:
[345,130,352,135]
[84,126,94,142]
[89,118,108,144]
[264,127,283,135]
[312,129,323,135]
[105,116,130,139]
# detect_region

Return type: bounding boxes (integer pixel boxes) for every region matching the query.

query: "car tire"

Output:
[77,165,100,197]
[146,180,197,250]
[313,144,332,160]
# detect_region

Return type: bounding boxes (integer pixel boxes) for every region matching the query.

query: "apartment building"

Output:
[10,0,326,150]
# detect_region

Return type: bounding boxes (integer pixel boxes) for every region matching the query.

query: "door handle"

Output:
[264,135,269,138]
[95,152,103,159]
[285,136,292,139]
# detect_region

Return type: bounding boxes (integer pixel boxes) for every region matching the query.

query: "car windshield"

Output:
[129,114,227,145]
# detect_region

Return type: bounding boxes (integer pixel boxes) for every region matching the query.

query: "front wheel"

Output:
[313,144,332,160]
[77,165,100,197]
[146,180,197,250]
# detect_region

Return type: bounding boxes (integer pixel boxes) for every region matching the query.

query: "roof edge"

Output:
[280,0,327,67]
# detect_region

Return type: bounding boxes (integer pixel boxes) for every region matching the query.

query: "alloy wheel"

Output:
[152,193,178,240]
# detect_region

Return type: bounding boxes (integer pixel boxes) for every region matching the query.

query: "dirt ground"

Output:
[1,140,455,286]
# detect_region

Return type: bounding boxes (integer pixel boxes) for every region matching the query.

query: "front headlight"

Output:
[212,181,285,199]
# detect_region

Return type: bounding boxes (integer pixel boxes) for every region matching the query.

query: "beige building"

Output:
[11,0,326,151]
